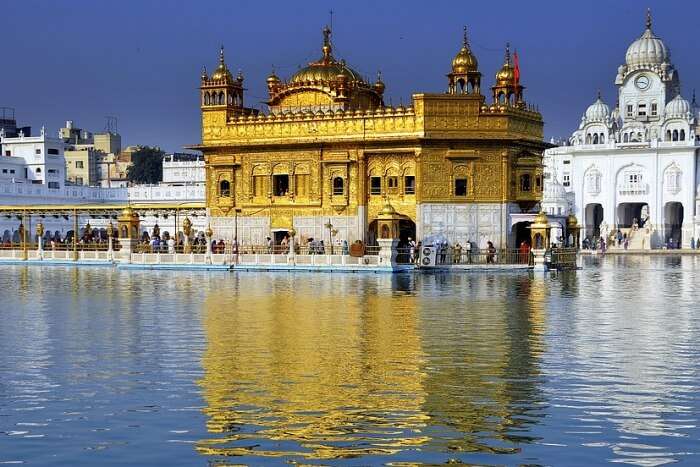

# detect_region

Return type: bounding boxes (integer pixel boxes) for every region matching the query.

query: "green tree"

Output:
[126,146,165,184]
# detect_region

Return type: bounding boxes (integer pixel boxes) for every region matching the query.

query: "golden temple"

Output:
[193,26,547,248]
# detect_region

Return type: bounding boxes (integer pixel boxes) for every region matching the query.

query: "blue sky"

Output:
[4,0,698,152]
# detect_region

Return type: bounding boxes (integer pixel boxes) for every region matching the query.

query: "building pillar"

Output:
[287,228,297,265]
[205,224,213,264]
[36,222,44,260]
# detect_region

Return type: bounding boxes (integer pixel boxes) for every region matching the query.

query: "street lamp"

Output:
[234,207,242,264]
[324,219,337,255]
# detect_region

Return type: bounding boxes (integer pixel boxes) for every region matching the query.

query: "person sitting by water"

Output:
[453,243,462,264]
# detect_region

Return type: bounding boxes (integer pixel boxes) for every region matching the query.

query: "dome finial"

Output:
[504,42,511,66]
[462,25,468,47]
[693,89,697,106]
[219,44,225,64]
[646,8,652,30]
[597,89,602,100]
[322,25,332,62]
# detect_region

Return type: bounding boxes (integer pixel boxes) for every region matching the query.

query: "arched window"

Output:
[585,134,592,144]
[227,93,233,105]
[219,180,230,197]
[332,176,344,195]
[593,134,599,144]
[600,133,605,144]
[680,129,686,141]
[218,92,225,105]
[586,169,602,194]
[673,129,679,141]
[623,133,629,143]
[520,174,531,192]
[665,165,682,195]
[666,130,672,141]
[204,93,210,105]
[35,167,41,173]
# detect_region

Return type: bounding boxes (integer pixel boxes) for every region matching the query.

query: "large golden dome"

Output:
[451,27,478,73]
[291,61,364,84]
[289,26,366,85]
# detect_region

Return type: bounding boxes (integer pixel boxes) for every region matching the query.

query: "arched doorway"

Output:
[367,218,416,246]
[511,222,532,248]
[664,202,683,248]
[398,219,416,245]
[584,203,603,239]
[616,202,648,228]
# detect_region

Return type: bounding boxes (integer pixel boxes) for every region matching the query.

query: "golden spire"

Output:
[504,42,511,66]
[463,25,468,47]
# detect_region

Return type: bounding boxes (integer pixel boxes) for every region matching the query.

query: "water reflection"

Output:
[197,273,547,462]
[1,257,699,466]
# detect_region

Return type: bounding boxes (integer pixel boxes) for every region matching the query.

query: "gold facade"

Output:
[193,27,547,241]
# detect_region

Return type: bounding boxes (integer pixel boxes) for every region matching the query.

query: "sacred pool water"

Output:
[0,256,698,466]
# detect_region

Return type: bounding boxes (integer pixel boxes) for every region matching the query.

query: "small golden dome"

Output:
[495,63,515,85]
[374,71,385,94]
[380,203,397,216]
[566,213,578,227]
[266,69,280,84]
[452,27,478,73]
[495,43,515,85]
[210,46,233,81]
[120,206,139,219]
[533,211,548,225]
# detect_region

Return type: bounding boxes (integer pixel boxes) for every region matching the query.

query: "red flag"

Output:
[513,50,520,86]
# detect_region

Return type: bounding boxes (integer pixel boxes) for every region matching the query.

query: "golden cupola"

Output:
[210,46,233,82]
[491,42,525,108]
[267,26,384,113]
[200,46,257,117]
[447,26,481,95]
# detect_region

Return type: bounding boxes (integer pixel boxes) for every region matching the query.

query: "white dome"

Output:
[625,14,669,68]
[585,95,610,122]
[545,177,567,200]
[665,94,691,118]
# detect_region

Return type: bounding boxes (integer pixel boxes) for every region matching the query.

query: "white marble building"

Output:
[0,147,206,242]
[0,127,67,190]
[544,11,700,249]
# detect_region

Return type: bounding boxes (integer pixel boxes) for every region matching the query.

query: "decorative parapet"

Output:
[201,94,543,146]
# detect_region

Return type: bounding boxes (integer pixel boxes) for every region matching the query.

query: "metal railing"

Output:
[425,248,531,266]
[549,247,578,269]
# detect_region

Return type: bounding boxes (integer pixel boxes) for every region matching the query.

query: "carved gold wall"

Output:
[197,93,547,238]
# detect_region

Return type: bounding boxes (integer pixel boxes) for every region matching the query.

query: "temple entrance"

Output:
[367,218,415,246]
[398,219,416,245]
[512,221,532,248]
[617,202,648,229]
[273,230,289,245]
[664,202,683,248]
[584,203,603,239]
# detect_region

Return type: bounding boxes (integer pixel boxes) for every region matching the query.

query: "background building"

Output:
[60,120,123,186]
[543,11,699,249]
[1,126,66,190]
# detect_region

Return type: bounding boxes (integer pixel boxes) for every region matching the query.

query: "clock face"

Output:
[635,75,650,90]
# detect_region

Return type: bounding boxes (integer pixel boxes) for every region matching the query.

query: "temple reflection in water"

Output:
[196,273,546,461]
